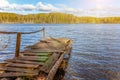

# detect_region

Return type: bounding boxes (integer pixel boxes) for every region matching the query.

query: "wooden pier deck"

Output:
[0,28,72,80]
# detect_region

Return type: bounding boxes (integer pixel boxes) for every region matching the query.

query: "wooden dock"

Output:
[0,28,72,80]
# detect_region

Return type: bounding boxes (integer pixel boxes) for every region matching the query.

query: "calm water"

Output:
[0,24,120,80]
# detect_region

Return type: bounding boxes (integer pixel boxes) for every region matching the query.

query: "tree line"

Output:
[0,12,120,24]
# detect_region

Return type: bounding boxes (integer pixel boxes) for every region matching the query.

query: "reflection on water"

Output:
[0,24,120,80]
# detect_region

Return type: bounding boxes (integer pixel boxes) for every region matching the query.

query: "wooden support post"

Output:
[43,28,46,39]
[15,33,21,58]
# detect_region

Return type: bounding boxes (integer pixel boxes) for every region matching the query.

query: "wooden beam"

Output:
[4,59,44,65]
[6,63,39,69]
[43,28,46,39]
[46,54,64,80]
[0,62,7,67]
[40,53,60,73]
[15,57,48,62]
[0,72,37,77]
[23,52,52,56]
[0,67,39,74]
[15,33,21,58]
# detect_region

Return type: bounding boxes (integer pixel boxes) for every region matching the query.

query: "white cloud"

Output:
[22,4,35,11]
[0,0,9,7]
[0,0,120,17]
[85,7,120,17]
[0,0,57,12]
[0,0,82,14]
[36,2,57,11]
[57,4,83,16]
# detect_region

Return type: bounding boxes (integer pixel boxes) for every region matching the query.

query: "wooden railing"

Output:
[0,28,46,57]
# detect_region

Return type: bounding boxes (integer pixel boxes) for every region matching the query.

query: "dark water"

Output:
[0,24,120,80]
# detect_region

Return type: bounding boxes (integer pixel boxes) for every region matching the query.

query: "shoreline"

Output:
[0,23,120,24]
[0,12,120,24]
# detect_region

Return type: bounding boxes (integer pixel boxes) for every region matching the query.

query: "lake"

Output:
[0,24,120,80]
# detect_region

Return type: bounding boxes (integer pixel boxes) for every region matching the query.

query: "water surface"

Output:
[0,24,120,80]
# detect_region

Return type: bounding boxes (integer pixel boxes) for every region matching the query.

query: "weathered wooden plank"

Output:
[45,53,60,73]
[6,63,39,69]
[0,71,4,74]
[15,33,21,58]
[23,52,52,56]
[30,49,63,53]
[0,72,37,77]
[0,63,7,73]
[40,53,60,73]
[0,78,7,80]
[4,59,44,65]
[22,50,63,53]
[0,62,7,67]
[24,48,63,52]
[0,67,39,74]
[15,57,48,62]
[46,54,64,80]
[21,56,48,59]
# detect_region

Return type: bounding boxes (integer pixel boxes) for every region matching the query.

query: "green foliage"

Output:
[0,12,120,24]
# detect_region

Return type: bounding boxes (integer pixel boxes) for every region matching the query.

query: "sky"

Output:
[0,0,120,17]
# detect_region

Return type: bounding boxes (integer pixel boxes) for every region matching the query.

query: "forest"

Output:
[0,12,120,24]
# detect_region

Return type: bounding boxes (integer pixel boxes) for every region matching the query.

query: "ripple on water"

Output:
[0,24,120,80]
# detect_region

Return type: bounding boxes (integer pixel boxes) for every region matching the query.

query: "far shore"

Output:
[0,22,120,24]
[0,12,120,24]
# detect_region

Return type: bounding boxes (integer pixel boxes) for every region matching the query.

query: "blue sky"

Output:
[0,0,120,17]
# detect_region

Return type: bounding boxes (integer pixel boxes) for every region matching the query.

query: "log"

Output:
[6,63,39,69]
[40,53,60,73]
[22,52,52,56]
[15,57,48,62]
[15,33,21,58]
[4,59,44,65]
[0,72,37,77]
[0,62,7,67]
[0,67,39,74]
[46,54,64,80]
